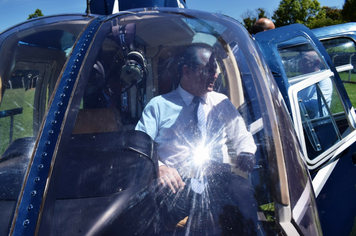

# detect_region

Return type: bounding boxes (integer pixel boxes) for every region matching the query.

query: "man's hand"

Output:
[235,152,255,173]
[158,166,185,194]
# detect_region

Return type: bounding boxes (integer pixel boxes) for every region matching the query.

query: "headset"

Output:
[121,49,148,86]
[112,22,148,87]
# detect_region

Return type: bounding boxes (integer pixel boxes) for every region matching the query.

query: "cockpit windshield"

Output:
[0,9,320,236]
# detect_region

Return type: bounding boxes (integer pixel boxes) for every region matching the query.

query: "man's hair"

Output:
[178,45,212,78]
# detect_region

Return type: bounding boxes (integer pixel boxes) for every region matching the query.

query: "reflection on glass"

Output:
[298,79,333,119]
[321,37,356,108]
[298,79,346,159]
[277,37,327,80]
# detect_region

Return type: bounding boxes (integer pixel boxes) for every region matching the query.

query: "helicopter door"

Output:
[254,23,356,171]
[255,23,356,236]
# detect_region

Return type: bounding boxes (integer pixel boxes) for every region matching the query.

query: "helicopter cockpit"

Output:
[0,8,321,236]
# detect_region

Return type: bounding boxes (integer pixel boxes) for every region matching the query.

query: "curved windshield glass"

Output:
[0,15,91,236]
[37,10,320,235]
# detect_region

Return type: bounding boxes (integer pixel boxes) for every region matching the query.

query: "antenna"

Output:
[86,0,91,15]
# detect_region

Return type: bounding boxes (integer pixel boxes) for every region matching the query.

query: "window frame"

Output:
[288,69,356,169]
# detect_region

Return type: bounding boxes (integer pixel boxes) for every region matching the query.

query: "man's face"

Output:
[189,50,218,95]
[300,55,314,73]
[300,51,320,74]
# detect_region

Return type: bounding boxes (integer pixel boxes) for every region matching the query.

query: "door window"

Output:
[0,15,90,236]
[277,37,354,167]
[321,37,356,108]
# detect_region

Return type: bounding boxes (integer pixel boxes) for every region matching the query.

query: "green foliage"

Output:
[28,9,44,20]
[342,0,356,22]
[272,0,322,27]
[308,18,344,28]
[308,7,345,28]
[324,6,342,21]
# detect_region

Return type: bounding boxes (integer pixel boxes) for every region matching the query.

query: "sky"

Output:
[0,0,346,32]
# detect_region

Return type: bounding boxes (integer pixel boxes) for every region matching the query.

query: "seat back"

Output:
[39,130,159,236]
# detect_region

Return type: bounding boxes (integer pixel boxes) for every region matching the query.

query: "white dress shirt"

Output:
[135,86,256,172]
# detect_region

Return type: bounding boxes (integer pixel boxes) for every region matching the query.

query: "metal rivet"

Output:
[72,65,77,68]
[38,164,44,170]
[70,72,74,75]
[54,111,60,115]
[57,101,63,106]
[31,190,37,196]
[60,94,65,98]
[35,177,40,182]
[63,86,69,90]
[49,130,54,134]
[45,141,50,146]
[42,152,47,157]
[23,219,30,227]
[51,120,57,125]
[66,78,72,82]
[27,204,34,211]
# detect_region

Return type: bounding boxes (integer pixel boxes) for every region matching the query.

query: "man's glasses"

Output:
[192,64,217,77]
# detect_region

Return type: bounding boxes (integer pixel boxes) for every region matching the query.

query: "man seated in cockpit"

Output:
[135,45,258,234]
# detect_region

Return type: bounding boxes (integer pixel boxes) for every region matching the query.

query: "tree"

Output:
[28,9,44,20]
[342,0,356,22]
[241,8,269,33]
[324,6,342,21]
[308,6,344,29]
[272,0,322,27]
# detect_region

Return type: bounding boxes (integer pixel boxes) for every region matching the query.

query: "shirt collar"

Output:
[177,85,207,106]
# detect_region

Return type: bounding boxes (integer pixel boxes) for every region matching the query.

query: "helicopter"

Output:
[0,0,355,235]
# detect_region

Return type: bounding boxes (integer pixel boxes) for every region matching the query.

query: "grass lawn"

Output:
[339,72,356,107]
[0,88,35,154]
[344,83,356,107]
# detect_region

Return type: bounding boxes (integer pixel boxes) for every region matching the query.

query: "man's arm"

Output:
[135,100,185,193]
[225,102,257,173]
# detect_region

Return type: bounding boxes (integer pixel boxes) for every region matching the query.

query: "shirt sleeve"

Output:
[225,101,257,155]
[135,99,168,167]
[135,100,159,141]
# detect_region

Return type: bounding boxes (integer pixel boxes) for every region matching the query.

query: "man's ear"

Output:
[182,65,190,77]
